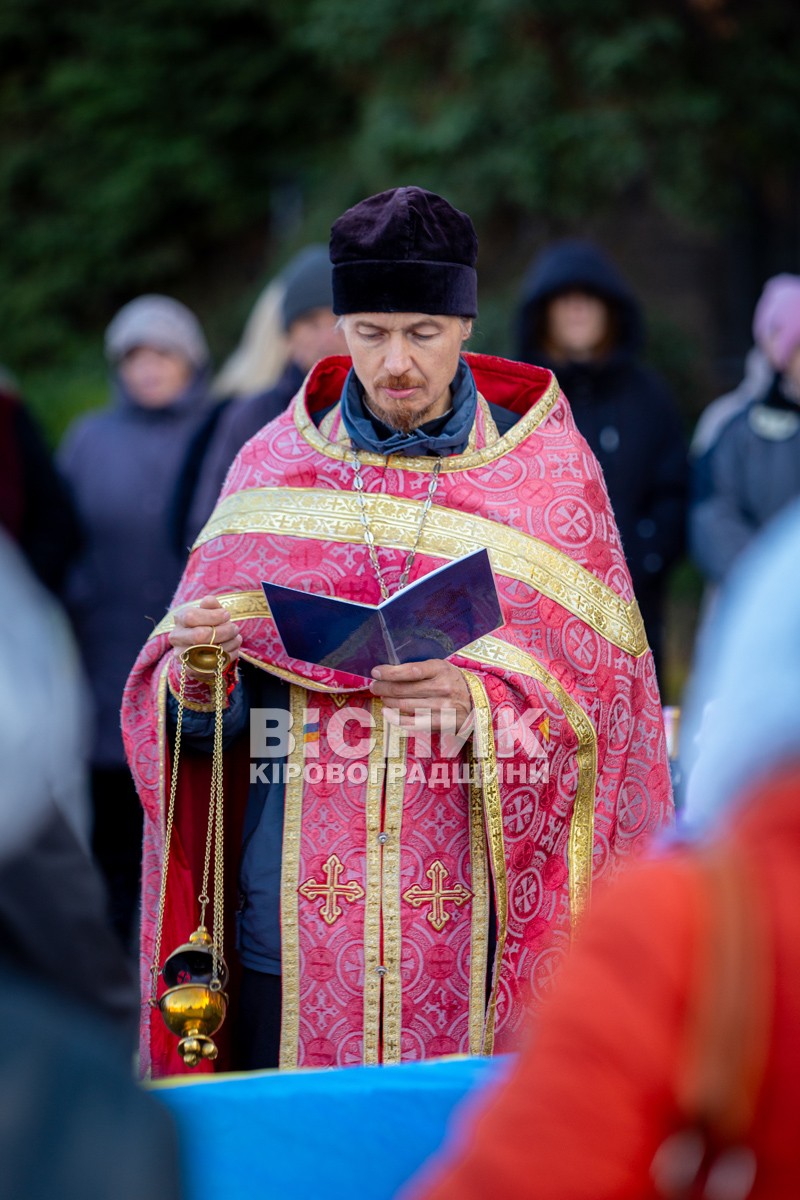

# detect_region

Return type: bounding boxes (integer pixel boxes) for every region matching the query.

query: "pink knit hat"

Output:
[752,274,800,371]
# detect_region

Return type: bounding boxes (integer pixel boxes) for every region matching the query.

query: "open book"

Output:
[262,548,502,679]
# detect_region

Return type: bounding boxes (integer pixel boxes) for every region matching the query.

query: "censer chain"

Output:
[197,646,226,985]
[212,647,226,981]
[150,653,186,1006]
[150,645,227,1006]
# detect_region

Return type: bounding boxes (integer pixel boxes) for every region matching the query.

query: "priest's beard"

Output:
[365,375,444,434]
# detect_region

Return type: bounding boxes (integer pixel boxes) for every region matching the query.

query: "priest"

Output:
[123,186,673,1077]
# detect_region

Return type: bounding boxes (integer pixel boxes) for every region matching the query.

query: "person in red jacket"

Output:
[410,496,800,1200]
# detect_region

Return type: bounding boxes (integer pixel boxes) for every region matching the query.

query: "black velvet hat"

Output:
[330,187,478,317]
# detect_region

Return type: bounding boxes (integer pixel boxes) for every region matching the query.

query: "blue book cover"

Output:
[262,548,502,679]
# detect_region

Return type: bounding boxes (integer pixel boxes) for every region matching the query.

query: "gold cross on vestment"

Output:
[299,854,365,926]
[402,860,471,932]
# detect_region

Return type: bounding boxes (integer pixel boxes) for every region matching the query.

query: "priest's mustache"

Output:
[376,374,426,391]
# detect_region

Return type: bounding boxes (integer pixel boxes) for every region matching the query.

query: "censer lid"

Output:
[161,926,229,990]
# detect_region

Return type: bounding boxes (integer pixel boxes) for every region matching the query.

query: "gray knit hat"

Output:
[104,294,210,368]
[280,245,334,332]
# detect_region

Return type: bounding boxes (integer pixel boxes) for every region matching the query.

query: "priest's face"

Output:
[341,313,472,433]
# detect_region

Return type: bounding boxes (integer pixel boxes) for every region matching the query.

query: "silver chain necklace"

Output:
[350,447,443,601]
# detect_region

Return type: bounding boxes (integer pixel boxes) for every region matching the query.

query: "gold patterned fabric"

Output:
[124,351,673,1076]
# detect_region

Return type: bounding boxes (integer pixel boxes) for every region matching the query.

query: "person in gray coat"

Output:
[691,274,800,585]
[59,294,215,948]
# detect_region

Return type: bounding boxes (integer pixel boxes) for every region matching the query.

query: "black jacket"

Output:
[515,241,688,659]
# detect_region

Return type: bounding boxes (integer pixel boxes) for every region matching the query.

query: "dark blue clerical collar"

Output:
[339,356,478,457]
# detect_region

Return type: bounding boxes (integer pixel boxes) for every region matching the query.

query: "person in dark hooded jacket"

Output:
[515,240,688,679]
[59,294,216,949]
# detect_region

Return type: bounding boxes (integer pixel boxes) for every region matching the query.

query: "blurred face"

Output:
[287,307,347,372]
[545,290,610,361]
[341,312,472,432]
[118,345,193,408]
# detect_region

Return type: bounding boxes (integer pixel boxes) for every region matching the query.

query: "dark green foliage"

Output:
[2,0,799,436]
[277,0,800,226]
[0,0,348,367]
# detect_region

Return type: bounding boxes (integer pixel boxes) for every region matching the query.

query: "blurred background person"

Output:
[0,529,181,1200]
[515,239,688,682]
[1,527,139,1047]
[689,345,772,462]
[690,273,800,588]
[409,495,800,1200]
[166,274,290,557]
[59,294,215,951]
[181,243,346,542]
[211,275,289,402]
[0,365,81,593]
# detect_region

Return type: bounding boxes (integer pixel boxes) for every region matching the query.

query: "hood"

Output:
[515,239,644,365]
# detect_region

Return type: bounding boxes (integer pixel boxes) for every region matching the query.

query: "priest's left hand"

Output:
[370,659,472,731]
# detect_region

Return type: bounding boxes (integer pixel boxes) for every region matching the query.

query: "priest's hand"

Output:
[370,659,472,732]
[168,595,243,677]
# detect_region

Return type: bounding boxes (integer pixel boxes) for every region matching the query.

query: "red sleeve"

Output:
[410,857,706,1200]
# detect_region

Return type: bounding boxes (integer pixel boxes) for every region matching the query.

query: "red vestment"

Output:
[122,352,673,1077]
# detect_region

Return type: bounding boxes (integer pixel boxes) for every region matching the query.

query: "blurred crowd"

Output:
[3,230,800,1196]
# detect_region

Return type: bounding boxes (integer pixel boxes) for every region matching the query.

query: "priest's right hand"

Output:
[168,595,243,676]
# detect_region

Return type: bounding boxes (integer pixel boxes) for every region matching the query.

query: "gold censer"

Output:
[150,637,231,1067]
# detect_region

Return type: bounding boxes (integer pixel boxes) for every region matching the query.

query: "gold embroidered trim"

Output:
[468,751,491,1055]
[293,373,561,472]
[363,698,386,1066]
[148,604,364,697]
[566,726,598,929]
[318,406,339,440]
[465,635,597,928]
[381,728,405,1065]
[477,394,500,447]
[464,392,480,453]
[463,671,507,1055]
[192,490,646,656]
[279,686,307,1069]
[149,590,275,638]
